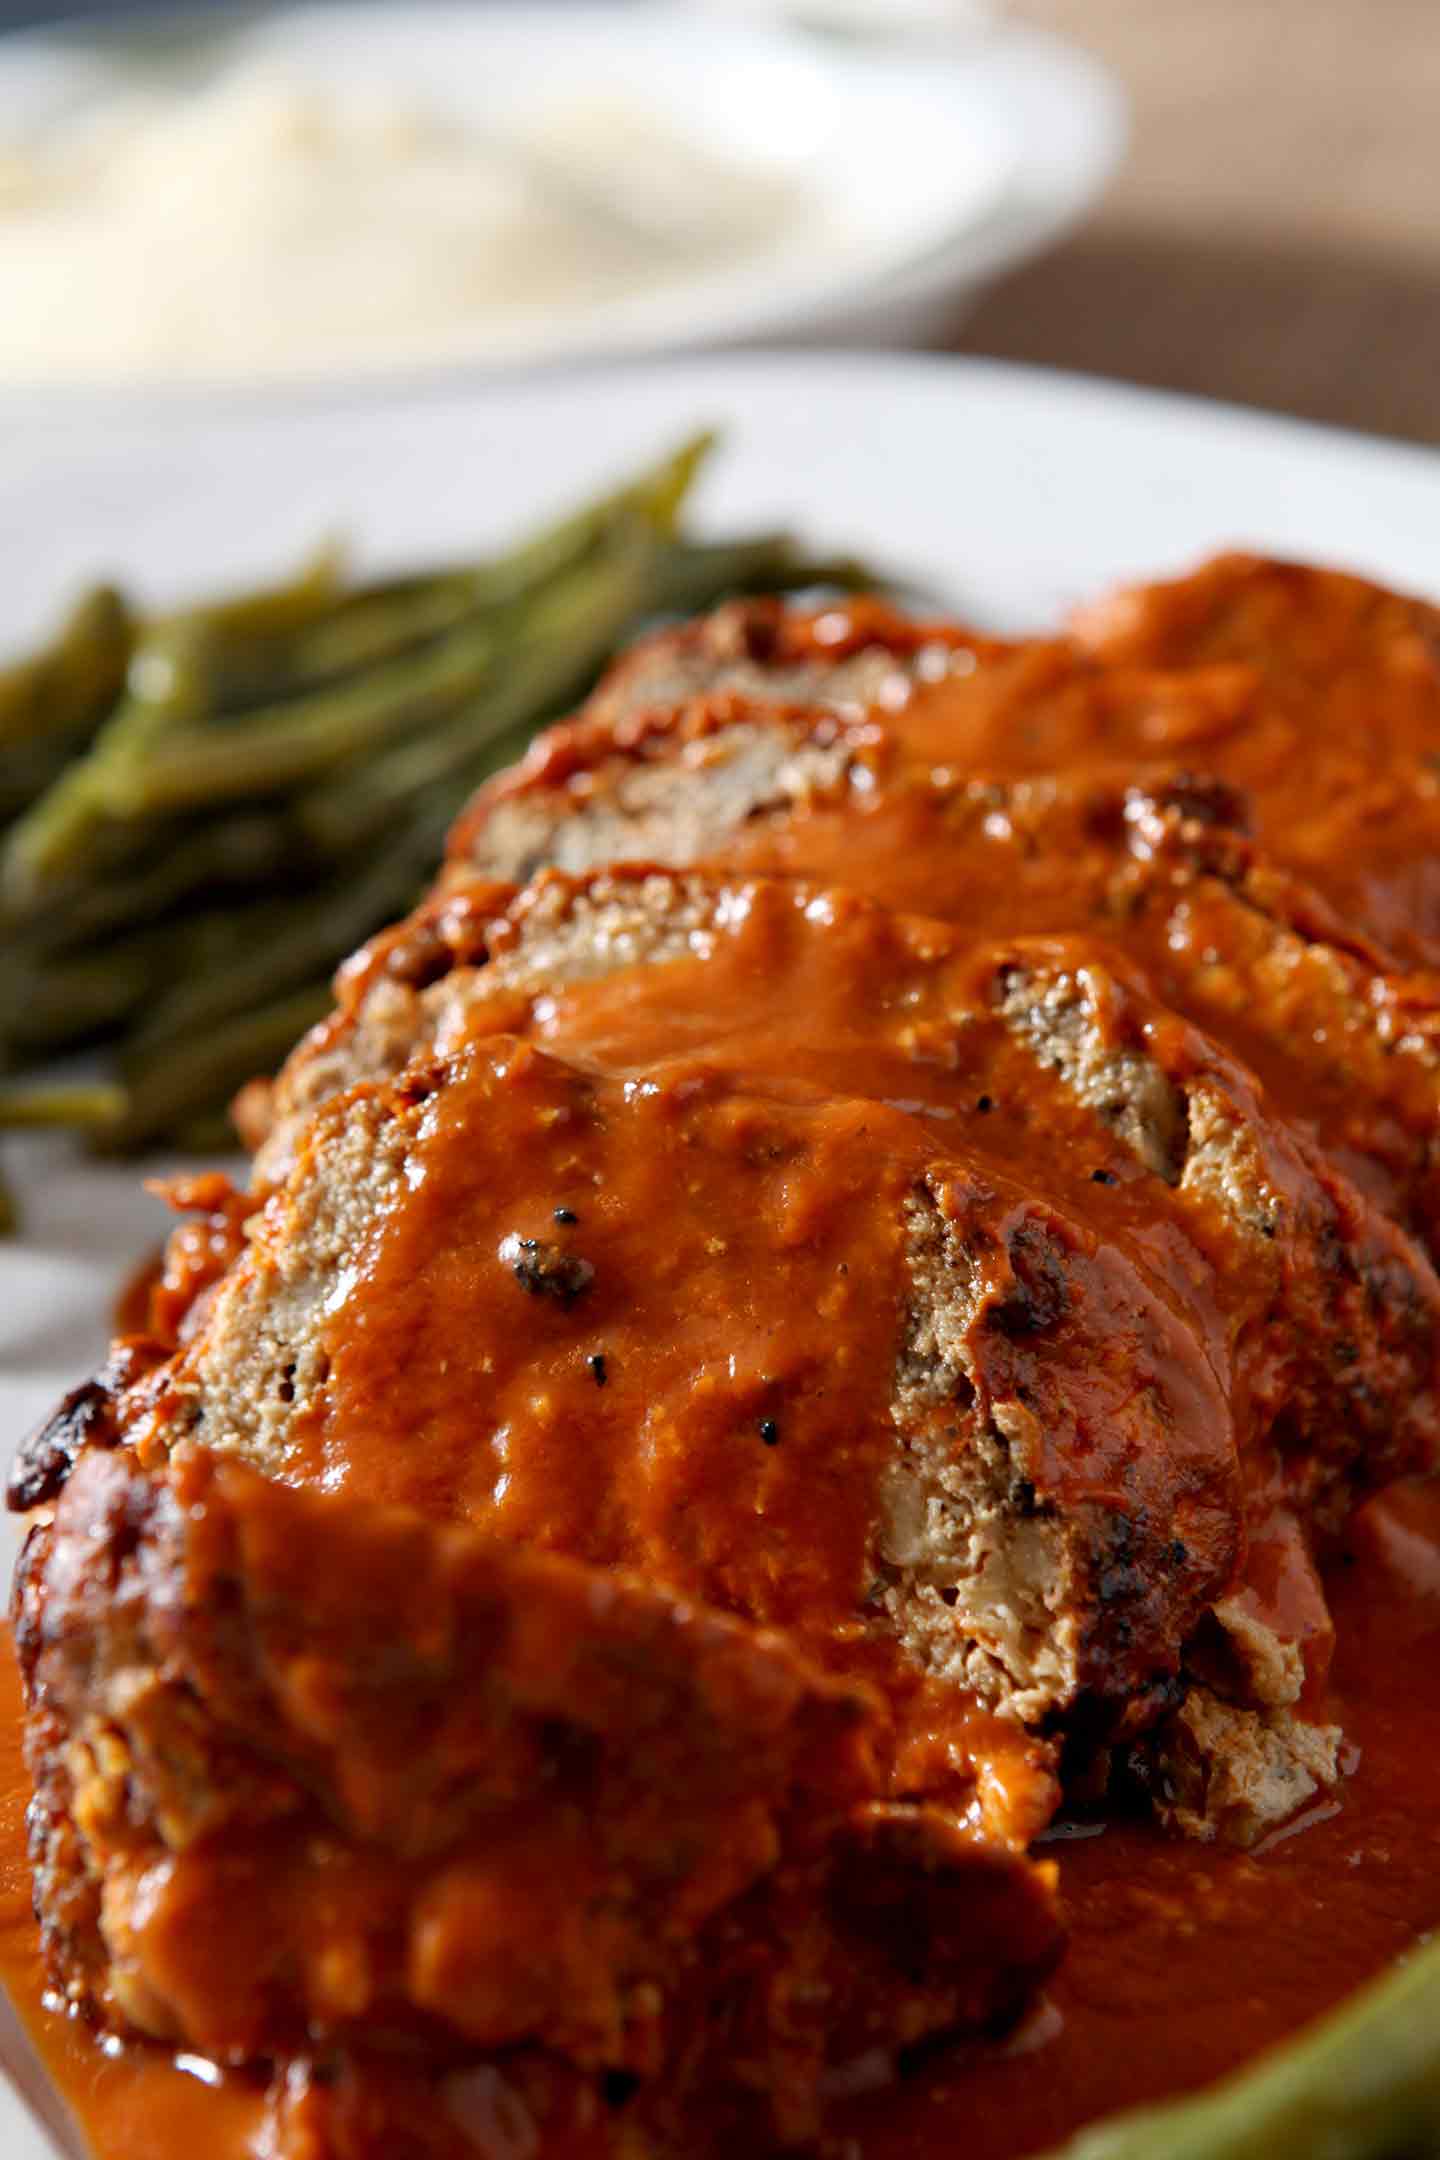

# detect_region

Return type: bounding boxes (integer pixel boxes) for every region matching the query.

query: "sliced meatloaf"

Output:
[232,866,1440,1838]
[16,1443,1061,2154]
[249,863,1440,1518]
[16,559,1440,2154]
[118,1031,1242,1738]
[454,564,1440,966]
[18,1025,1243,2126]
[435,672,1440,1262]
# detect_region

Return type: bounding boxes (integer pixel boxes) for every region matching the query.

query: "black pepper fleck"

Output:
[976,1094,994,1114]
[759,1418,780,1447]
[589,1352,608,1387]
[1091,1168,1119,1186]
[553,1206,578,1225]
[499,1233,594,1307]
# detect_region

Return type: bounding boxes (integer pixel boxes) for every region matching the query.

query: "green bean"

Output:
[154,541,346,646]
[0,1081,128,1130]
[1047,1931,1440,2160]
[0,436,715,900]
[0,736,86,824]
[101,442,713,815]
[106,613,514,816]
[204,434,714,712]
[211,572,486,711]
[2,811,306,956]
[651,538,876,615]
[456,429,713,599]
[0,587,132,821]
[103,981,336,1152]
[1,620,212,909]
[128,840,435,1054]
[0,585,130,752]
[0,934,175,1058]
[298,519,664,857]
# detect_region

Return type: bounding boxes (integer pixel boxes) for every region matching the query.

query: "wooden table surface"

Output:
[957,0,1440,447]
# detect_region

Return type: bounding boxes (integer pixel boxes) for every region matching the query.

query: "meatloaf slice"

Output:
[576,592,1006,733]
[455,568,1440,965]
[248,864,1440,1523]
[446,604,1252,899]
[220,868,1440,1840]
[121,1030,1244,1748]
[431,671,1440,1263]
[15,1444,1061,2153]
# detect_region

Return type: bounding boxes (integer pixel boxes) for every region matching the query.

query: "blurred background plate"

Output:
[0,0,1122,390]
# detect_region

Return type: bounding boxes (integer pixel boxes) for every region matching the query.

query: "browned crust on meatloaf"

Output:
[428,653,1440,1264]
[138,1033,1246,1735]
[15,1444,1061,2149]
[240,864,1440,1529]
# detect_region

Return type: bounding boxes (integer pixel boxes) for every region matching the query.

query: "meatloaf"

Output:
[14,549,1440,2159]
[442,606,1440,1259]
[16,1442,1062,2154]
[457,562,1440,967]
[242,860,1440,1814]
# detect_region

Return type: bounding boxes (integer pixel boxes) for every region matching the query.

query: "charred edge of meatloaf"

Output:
[13,1444,1062,2138]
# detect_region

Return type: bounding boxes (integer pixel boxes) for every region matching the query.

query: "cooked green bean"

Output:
[0,586,132,821]
[3,811,306,956]
[0,1080,129,1130]
[206,433,715,712]
[107,615,507,815]
[0,933,176,1057]
[103,981,336,1151]
[1,619,212,908]
[0,433,881,1150]
[211,572,487,711]
[1047,1932,1440,2160]
[651,537,876,615]
[298,519,664,856]
[0,584,131,752]
[463,428,713,599]
[154,541,346,646]
[128,841,435,1053]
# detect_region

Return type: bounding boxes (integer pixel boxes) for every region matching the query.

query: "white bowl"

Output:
[0,0,1124,393]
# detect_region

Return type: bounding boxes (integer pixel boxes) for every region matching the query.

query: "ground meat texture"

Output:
[431,614,1440,1269]
[14,1446,1061,2151]
[249,865,1440,1527]
[16,558,1440,2156]
[236,863,1440,1838]
[109,1028,1245,1787]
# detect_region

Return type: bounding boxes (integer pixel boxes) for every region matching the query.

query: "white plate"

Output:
[0,1,1122,390]
[2,351,1439,2158]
